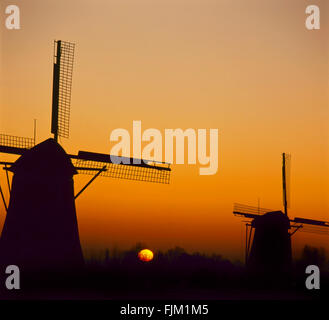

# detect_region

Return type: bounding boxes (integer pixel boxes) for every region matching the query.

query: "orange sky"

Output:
[0,0,328,261]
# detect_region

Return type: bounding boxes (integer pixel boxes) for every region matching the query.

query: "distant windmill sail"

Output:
[51,40,75,141]
[282,153,291,216]
[291,217,329,235]
[285,154,291,209]
[233,203,273,217]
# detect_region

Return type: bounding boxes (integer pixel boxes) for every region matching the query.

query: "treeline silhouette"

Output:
[77,244,329,299]
[2,244,328,299]
[85,244,244,298]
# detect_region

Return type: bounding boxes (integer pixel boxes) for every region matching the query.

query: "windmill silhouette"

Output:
[233,153,328,278]
[0,40,171,272]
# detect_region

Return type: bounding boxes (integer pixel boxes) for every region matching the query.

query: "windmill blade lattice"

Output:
[0,134,35,149]
[233,203,274,216]
[73,159,171,184]
[296,225,329,235]
[51,40,75,140]
[72,150,171,184]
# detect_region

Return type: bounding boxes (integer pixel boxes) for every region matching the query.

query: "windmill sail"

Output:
[51,40,75,141]
[0,133,35,155]
[233,203,273,217]
[282,153,291,216]
[291,217,329,235]
[72,150,171,184]
[293,217,329,227]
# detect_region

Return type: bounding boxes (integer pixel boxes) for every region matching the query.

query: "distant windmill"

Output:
[0,40,171,272]
[233,153,328,276]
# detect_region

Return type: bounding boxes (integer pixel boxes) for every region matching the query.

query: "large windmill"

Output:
[0,40,171,272]
[233,153,328,275]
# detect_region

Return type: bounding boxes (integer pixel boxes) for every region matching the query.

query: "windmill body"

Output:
[0,139,84,271]
[248,211,292,275]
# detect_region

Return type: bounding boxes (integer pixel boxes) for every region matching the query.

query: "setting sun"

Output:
[138,249,154,262]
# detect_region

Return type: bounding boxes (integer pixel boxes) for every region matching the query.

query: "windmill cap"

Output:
[9,138,77,176]
[253,211,291,228]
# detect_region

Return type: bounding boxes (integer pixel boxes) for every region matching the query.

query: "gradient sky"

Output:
[0,0,328,261]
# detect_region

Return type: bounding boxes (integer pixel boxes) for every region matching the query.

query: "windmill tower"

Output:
[233,154,328,279]
[0,40,171,273]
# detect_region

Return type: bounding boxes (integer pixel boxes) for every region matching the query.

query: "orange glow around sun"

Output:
[138,249,154,262]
